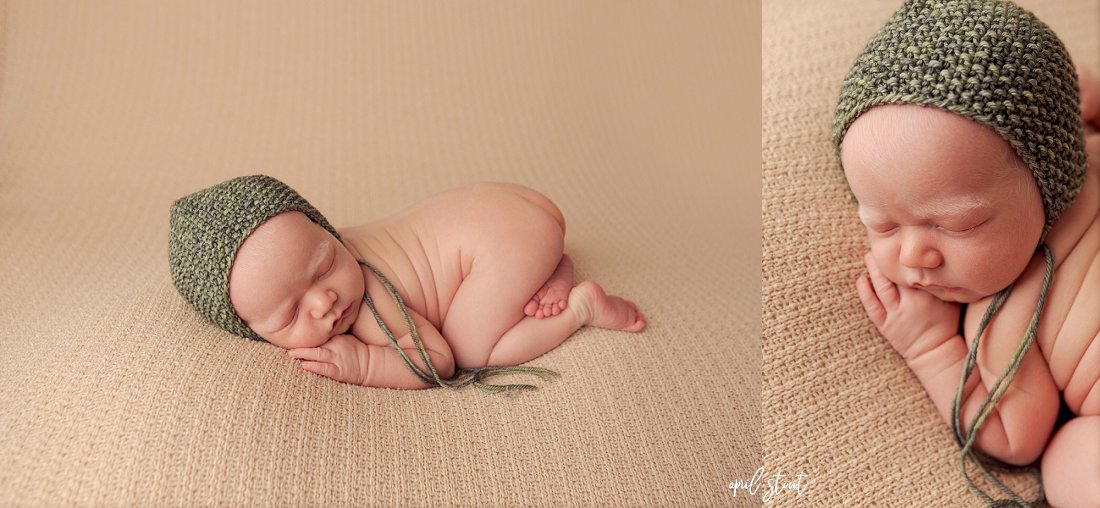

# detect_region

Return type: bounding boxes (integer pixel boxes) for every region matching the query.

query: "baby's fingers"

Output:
[288,347,335,363]
[856,274,887,329]
[299,361,341,380]
[863,253,899,310]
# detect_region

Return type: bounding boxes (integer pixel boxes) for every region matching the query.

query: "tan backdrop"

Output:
[0,1,760,506]
[763,0,1099,506]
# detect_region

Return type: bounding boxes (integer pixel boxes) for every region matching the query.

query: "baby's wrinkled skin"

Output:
[841,73,1100,507]
[227,182,645,390]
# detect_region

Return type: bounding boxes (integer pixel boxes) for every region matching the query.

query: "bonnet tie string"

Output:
[357,259,560,395]
[950,244,1054,507]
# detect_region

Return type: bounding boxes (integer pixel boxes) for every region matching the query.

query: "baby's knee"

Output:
[1041,416,1100,508]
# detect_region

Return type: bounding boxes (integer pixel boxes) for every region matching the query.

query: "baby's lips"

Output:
[329,303,349,332]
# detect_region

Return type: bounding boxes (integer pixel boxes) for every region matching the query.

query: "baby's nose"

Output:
[309,290,339,319]
[898,231,943,269]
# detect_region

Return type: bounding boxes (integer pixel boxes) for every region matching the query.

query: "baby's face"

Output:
[228,211,364,349]
[840,105,1045,303]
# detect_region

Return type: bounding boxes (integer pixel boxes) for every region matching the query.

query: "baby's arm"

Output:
[288,307,455,389]
[952,254,1061,462]
[858,254,1058,465]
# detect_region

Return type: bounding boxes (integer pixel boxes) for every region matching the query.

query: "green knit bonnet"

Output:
[168,174,341,340]
[833,0,1086,236]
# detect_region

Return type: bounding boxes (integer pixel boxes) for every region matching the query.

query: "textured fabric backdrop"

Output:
[0,1,759,505]
[763,0,1098,506]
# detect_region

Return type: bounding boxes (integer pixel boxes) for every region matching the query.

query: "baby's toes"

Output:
[628,310,647,332]
[524,298,540,317]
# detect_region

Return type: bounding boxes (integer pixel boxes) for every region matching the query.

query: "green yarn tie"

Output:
[357,259,560,396]
[950,244,1054,508]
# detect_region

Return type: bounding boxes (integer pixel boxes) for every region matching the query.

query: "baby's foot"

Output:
[569,280,646,332]
[524,254,574,318]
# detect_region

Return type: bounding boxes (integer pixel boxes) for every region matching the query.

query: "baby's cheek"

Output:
[956,243,1022,296]
[867,238,902,280]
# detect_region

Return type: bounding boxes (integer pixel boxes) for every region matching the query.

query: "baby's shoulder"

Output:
[963,216,1099,345]
[978,214,1100,366]
[1045,160,1100,267]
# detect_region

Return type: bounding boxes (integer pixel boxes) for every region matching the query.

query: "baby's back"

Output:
[336,183,561,332]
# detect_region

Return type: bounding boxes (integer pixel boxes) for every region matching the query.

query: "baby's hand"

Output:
[855,253,960,361]
[288,334,369,385]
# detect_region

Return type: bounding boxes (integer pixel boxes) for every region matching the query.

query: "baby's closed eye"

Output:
[863,221,898,234]
[935,218,988,235]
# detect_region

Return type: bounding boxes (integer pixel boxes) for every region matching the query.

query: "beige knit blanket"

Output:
[0,1,757,505]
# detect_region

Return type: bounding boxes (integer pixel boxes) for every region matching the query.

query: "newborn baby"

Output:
[834,1,1098,506]
[169,177,645,393]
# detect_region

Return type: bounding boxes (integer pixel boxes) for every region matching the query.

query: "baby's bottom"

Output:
[1041,415,1100,507]
[440,183,643,369]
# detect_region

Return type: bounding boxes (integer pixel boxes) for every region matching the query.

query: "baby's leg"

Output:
[1041,415,1100,507]
[442,197,566,368]
[486,281,645,366]
[471,182,572,319]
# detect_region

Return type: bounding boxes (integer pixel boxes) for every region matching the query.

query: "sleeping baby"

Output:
[169,177,645,394]
[833,0,1098,506]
